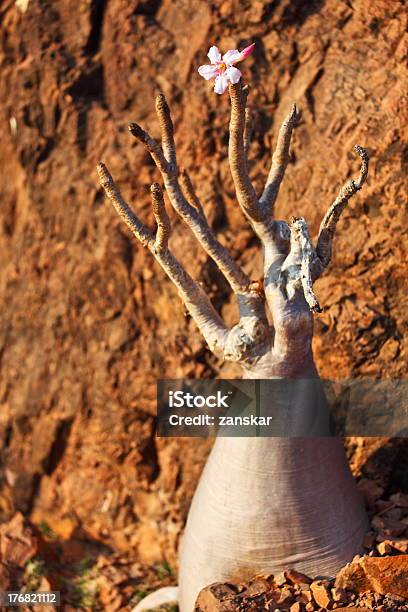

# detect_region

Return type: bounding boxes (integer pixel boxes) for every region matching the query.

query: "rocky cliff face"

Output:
[0,0,406,570]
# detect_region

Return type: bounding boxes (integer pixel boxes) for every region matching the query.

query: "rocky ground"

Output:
[0,0,407,610]
[0,476,407,610]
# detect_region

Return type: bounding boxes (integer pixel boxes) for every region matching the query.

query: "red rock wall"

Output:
[0,0,406,568]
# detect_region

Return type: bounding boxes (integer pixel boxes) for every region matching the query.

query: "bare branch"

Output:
[155,93,177,169]
[179,169,205,217]
[290,217,322,313]
[151,182,171,251]
[97,162,228,354]
[97,162,154,248]
[228,82,263,222]
[259,104,301,215]
[129,123,170,176]
[129,100,251,294]
[316,145,369,270]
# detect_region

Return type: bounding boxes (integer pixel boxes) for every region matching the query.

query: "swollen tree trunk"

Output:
[178,390,367,610]
[97,80,369,612]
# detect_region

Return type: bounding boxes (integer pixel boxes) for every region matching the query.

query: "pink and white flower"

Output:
[198,43,255,94]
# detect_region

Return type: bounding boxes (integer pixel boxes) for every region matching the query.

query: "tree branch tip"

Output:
[155,92,170,113]
[150,182,163,196]
[354,144,369,162]
[97,161,112,186]
[128,122,147,142]
[289,103,301,124]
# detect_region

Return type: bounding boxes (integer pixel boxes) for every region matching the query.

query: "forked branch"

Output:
[129,100,251,295]
[97,163,227,353]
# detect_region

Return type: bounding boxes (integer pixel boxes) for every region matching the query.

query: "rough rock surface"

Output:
[1,431,407,608]
[0,0,407,577]
[195,567,408,611]
[335,555,408,600]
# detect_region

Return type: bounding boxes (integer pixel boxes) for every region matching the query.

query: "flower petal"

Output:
[222,49,242,65]
[226,66,242,84]
[239,42,255,60]
[214,73,229,94]
[207,46,222,64]
[198,64,219,80]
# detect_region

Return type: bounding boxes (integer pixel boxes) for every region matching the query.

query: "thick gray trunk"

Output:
[178,369,368,611]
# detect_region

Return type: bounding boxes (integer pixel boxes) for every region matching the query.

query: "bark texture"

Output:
[0,0,406,575]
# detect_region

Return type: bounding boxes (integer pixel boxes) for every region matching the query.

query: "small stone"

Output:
[377,541,393,555]
[305,603,315,611]
[331,587,348,603]
[285,569,312,585]
[275,586,295,605]
[372,515,406,536]
[245,578,271,596]
[0,563,10,590]
[390,492,408,508]
[387,537,408,553]
[375,500,394,513]
[195,582,240,610]
[357,479,384,509]
[290,603,303,612]
[275,572,287,587]
[297,589,313,604]
[0,513,38,568]
[310,580,332,608]
[382,507,403,521]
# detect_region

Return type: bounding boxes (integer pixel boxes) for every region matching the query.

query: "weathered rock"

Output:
[335,555,408,599]
[358,479,384,510]
[371,515,407,537]
[390,493,408,508]
[285,569,313,586]
[0,562,10,589]
[0,513,37,568]
[195,582,242,611]
[379,538,408,554]
[310,579,332,608]
[331,586,348,603]
[376,541,393,555]
[275,585,295,605]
